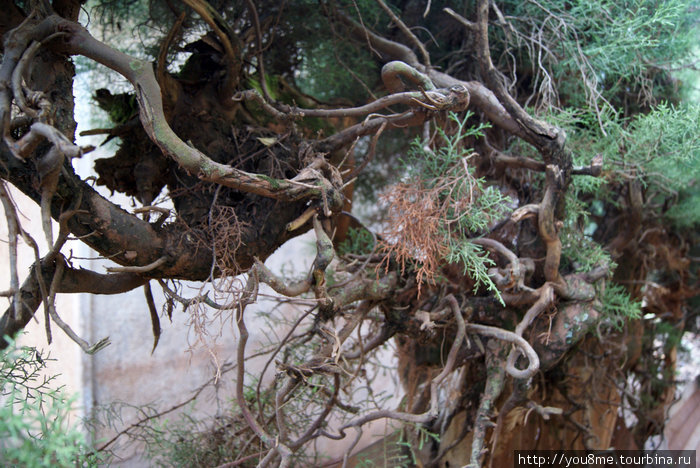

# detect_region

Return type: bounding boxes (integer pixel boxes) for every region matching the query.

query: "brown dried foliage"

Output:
[378,155,479,290]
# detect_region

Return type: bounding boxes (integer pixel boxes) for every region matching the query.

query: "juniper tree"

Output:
[0,0,697,466]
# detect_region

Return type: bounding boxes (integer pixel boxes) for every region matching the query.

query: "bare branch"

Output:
[466,323,539,380]
[336,10,531,139]
[335,11,420,66]
[338,294,467,431]
[443,7,477,31]
[236,84,468,121]
[0,257,148,349]
[47,258,111,354]
[0,183,21,319]
[381,60,436,92]
[254,259,311,297]
[234,269,294,464]
[133,205,170,227]
[374,0,431,67]
[474,0,560,148]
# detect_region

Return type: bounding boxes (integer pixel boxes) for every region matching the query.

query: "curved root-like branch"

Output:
[56,17,341,206]
[47,258,111,354]
[471,237,534,292]
[514,284,554,338]
[337,11,532,141]
[236,84,467,121]
[465,323,539,380]
[256,215,335,300]
[381,61,435,92]
[505,283,554,380]
[234,270,294,465]
[254,259,312,297]
[317,111,422,153]
[232,89,286,120]
[0,255,149,349]
[474,0,559,146]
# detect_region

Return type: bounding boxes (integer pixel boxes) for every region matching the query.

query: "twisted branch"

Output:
[56,17,341,206]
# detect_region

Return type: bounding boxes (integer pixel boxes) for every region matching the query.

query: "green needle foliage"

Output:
[381,112,510,296]
[0,337,100,467]
[599,284,643,332]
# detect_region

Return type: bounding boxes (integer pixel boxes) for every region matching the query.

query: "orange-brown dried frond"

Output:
[378,179,447,290]
[378,154,485,293]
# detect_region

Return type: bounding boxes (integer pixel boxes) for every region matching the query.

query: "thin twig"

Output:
[338,295,466,431]
[47,258,111,354]
[443,8,477,31]
[375,0,431,67]
[343,120,387,181]
[234,269,293,464]
[244,0,272,102]
[133,205,170,227]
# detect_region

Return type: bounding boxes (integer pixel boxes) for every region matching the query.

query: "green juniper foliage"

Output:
[338,227,375,256]
[599,283,643,332]
[386,112,509,297]
[0,337,99,468]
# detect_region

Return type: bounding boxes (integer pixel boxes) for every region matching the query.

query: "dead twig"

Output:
[133,205,170,227]
[47,257,111,354]
[234,269,293,465]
